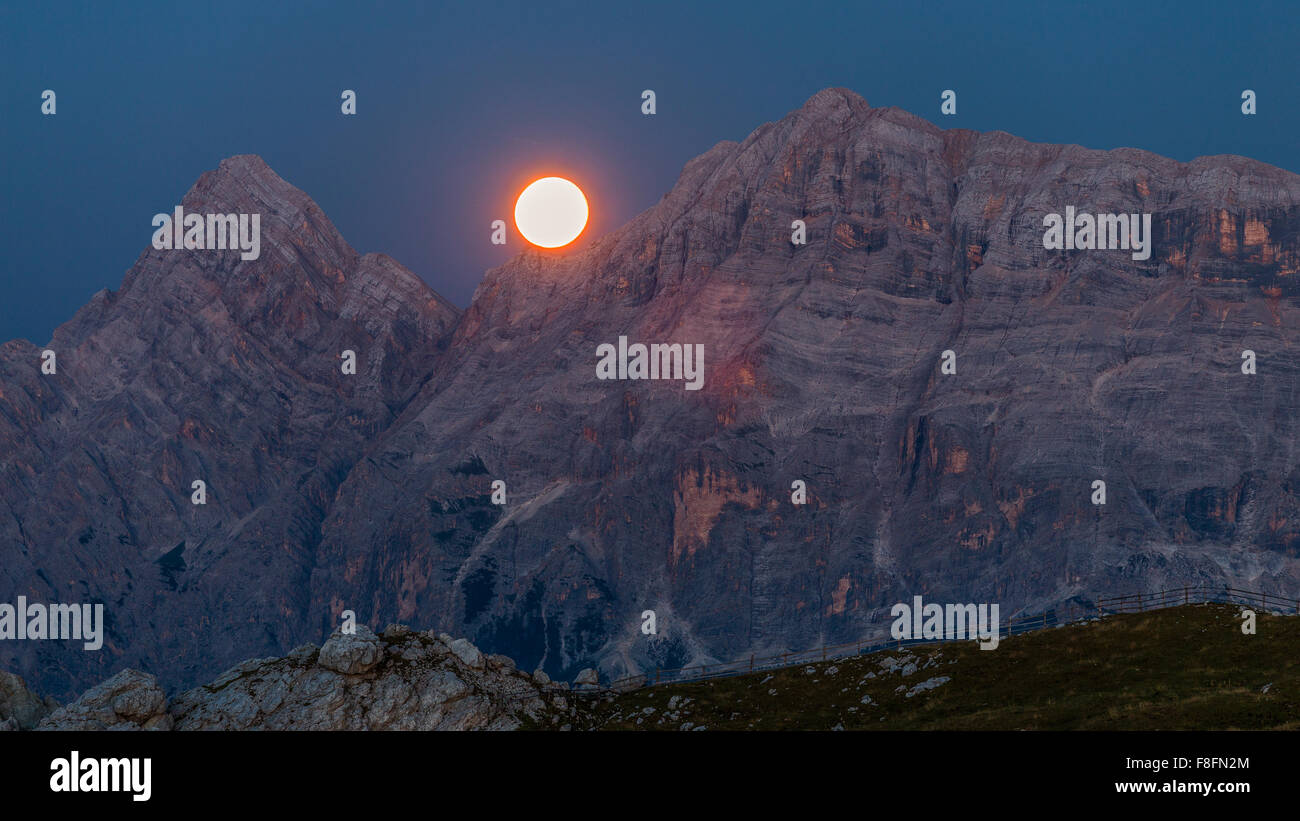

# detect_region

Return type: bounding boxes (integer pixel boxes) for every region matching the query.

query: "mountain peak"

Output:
[216,153,272,173]
[800,86,869,112]
[0,152,464,697]
[788,87,872,130]
[181,153,316,225]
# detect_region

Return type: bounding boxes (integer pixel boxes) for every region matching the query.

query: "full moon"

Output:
[514,177,589,248]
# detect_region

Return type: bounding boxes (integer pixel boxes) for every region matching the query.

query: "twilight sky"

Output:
[2,0,1297,344]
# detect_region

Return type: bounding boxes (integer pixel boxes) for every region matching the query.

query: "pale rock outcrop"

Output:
[318,625,384,675]
[167,630,573,730]
[16,629,580,731]
[448,638,485,670]
[37,670,171,731]
[0,671,59,730]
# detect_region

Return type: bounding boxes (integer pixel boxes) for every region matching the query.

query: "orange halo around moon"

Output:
[514,176,589,248]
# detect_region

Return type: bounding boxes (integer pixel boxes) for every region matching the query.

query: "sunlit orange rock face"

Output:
[671,465,763,567]
[7,89,1300,700]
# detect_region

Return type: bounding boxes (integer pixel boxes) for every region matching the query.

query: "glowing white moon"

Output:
[514,177,589,248]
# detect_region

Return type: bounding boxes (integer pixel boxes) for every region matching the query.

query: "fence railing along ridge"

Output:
[548,583,1299,698]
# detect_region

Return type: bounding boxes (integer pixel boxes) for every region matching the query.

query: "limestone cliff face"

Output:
[306,88,1300,683]
[4,89,1300,700]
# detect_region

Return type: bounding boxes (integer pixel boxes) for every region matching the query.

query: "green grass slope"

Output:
[563,604,1300,731]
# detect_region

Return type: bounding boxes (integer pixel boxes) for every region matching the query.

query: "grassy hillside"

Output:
[563,604,1300,731]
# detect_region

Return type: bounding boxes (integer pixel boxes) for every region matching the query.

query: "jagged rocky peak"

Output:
[467,88,918,309]
[472,83,1300,336]
[0,154,461,702]
[801,85,869,110]
[58,153,458,353]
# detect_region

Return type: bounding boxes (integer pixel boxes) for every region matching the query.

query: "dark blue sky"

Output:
[2,0,1297,344]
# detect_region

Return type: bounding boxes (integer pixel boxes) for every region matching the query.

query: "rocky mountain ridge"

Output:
[4,87,1300,701]
[2,625,590,731]
[0,155,460,699]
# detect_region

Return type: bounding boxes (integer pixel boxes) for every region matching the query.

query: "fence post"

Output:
[1184,586,1188,606]
[655,667,659,685]
[822,645,827,661]
[749,654,754,673]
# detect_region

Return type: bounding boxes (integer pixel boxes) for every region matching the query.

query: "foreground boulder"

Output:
[0,671,59,731]
[37,669,171,731]
[318,624,385,675]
